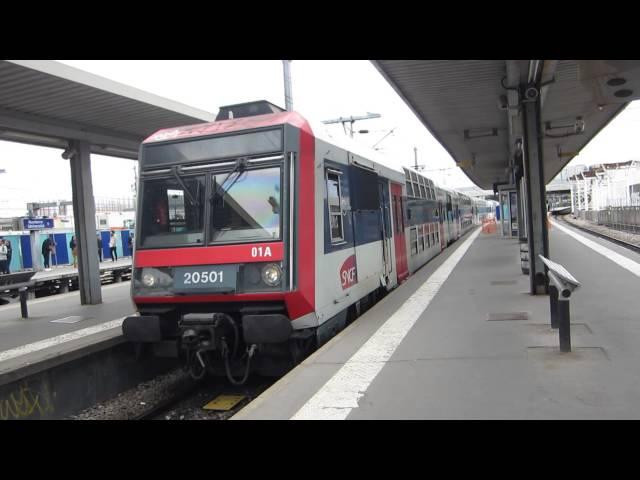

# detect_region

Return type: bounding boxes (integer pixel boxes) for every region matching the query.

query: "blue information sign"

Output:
[22,218,54,230]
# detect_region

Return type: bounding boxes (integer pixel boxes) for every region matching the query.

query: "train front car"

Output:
[123,103,315,382]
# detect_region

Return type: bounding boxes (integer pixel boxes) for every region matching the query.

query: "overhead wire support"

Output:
[372,127,396,150]
[322,113,382,138]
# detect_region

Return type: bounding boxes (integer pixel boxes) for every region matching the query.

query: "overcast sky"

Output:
[1,60,639,217]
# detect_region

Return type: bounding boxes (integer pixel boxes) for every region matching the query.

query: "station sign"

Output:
[22,218,54,230]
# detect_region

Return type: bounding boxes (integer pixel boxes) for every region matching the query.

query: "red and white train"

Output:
[123,101,491,383]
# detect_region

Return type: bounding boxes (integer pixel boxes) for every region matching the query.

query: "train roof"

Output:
[142,109,482,202]
[143,110,404,178]
[142,110,311,144]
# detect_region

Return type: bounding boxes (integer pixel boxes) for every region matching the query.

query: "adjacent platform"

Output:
[0,281,134,372]
[234,220,640,419]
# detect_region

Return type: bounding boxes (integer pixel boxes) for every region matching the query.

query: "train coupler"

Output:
[179,313,237,380]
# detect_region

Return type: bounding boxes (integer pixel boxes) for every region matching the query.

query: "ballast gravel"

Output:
[70,368,191,420]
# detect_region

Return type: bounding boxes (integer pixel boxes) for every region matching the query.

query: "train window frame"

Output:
[208,165,283,245]
[410,227,418,255]
[326,169,345,244]
[138,172,207,249]
[406,180,414,198]
[427,180,434,200]
[409,171,421,199]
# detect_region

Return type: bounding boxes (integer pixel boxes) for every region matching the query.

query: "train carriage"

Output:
[123,101,489,383]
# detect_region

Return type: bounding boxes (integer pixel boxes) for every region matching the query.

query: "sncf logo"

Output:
[340,255,358,290]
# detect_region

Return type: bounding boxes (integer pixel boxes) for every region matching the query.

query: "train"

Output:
[123,101,492,384]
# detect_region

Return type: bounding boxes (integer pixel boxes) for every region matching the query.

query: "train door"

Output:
[446,194,453,244]
[391,182,409,282]
[438,202,446,249]
[378,179,393,283]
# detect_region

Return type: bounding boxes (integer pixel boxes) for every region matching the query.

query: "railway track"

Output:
[71,367,274,420]
[556,215,640,255]
[134,376,271,420]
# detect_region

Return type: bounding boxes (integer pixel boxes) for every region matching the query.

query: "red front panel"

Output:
[391,183,409,283]
[134,116,316,322]
[285,124,315,320]
[135,242,283,268]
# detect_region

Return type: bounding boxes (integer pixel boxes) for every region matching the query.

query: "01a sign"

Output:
[22,218,54,230]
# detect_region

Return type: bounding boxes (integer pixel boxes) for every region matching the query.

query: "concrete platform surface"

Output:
[0,282,134,378]
[234,220,640,419]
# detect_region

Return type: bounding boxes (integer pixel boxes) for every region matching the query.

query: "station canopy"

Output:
[372,60,640,190]
[0,60,215,159]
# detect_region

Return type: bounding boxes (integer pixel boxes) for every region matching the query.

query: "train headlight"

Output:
[261,263,282,287]
[141,271,157,288]
[138,268,173,290]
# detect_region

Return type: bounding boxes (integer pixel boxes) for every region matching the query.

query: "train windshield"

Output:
[139,174,206,248]
[210,166,281,243]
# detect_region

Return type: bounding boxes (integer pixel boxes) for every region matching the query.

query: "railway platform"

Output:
[0,279,134,375]
[0,258,133,377]
[234,219,640,419]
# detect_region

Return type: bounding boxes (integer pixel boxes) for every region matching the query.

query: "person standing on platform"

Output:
[97,234,103,262]
[128,233,133,257]
[42,236,52,271]
[109,231,118,262]
[0,240,8,275]
[70,236,78,268]
[5,239,12,274]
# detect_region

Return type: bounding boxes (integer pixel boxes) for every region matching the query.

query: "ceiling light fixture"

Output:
[464,128,498,140]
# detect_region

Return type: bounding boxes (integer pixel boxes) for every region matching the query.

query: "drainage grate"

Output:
[490,280,517,286]
[50,316,87,324]
[487,312,529,321]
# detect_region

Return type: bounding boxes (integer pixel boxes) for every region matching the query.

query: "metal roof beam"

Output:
[0,106,141,156]
[6,60,215,122]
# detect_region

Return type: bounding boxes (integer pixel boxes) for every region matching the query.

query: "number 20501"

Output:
[183,271,223,284]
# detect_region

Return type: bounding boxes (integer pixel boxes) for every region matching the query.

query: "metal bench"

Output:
[539,255,581,352]
[0,271,37,318]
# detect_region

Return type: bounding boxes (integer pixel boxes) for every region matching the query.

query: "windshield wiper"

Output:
[171,166,200,207]
[209,158,248,235]
[209,158,248,204]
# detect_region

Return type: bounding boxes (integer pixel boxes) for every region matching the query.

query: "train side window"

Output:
[406,180,414,198]
[410,227,418,255]
[392,197,396,232]
[419,179,427,199]
[426,225,430,248]
[417,225,424,252]
[326,170,344,243]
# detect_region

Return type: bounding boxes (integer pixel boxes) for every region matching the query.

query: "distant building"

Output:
[0,196,136,232]
[567,160,640,211]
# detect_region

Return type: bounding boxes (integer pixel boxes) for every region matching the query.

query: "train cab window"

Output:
[140,175,206,248]
[210,166,282,243]
[327,170,344,243]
